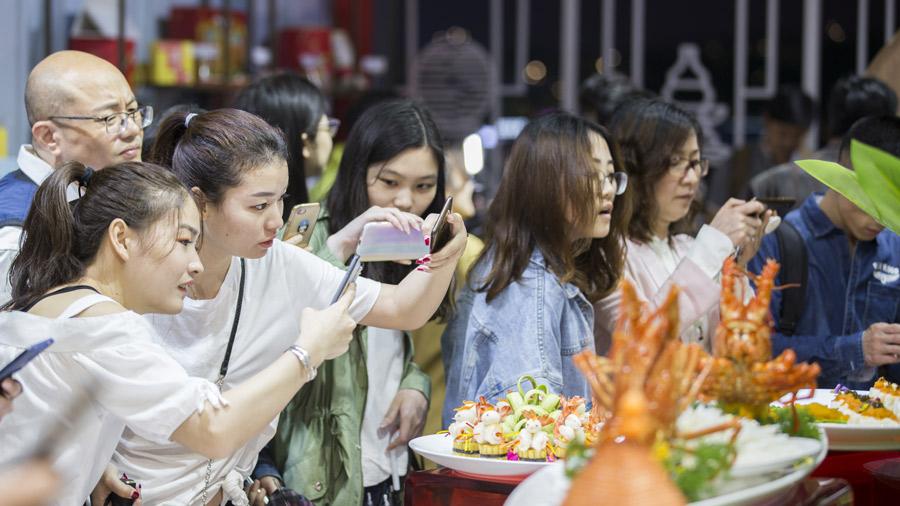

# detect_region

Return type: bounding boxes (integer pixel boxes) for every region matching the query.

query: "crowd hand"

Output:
[326,206,424,262]
[709,198,766,250]
[862,323,900,367]
[736,209,776,266]
[246,476,281,506]
[0,378,23,420]
[297,284,358,367]
[283,233,313,252]
[417,212,468,273]
[0,460,58,506]
[90,464,142,505]
[382,389,429,450]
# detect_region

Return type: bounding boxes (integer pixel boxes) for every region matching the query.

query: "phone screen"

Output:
[0,338,54,384]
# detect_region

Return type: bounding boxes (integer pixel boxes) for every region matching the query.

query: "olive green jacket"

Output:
[272,210,431,506]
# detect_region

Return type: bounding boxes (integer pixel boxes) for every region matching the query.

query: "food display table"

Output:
[403,467,853,506]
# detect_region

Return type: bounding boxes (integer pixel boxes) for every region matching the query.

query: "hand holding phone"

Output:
[429,197,454,253]
[283,203,321,247]
[331,254,363,304]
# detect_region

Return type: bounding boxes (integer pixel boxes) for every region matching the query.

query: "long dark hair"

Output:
[233,73,327,217]
[326,99,447,285]
[149,108,288,206]
[4,161,190,311]
[611,99,701,243]
[474,112,631,303]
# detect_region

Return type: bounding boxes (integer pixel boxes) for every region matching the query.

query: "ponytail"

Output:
[149,108,287,205]
[3,161,189,311]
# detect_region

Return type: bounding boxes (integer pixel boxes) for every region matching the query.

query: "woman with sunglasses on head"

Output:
[107,109,467,505]
[233,73,338,218]
[441,112,631,425]
[594,99,771,353]
[0,161,357,505]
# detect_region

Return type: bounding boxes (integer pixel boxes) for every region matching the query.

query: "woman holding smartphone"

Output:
[268,99,468,505]
[0,161,357,505]
[593,99,771,353]
[441,112,631,425]
[106,108,467,505]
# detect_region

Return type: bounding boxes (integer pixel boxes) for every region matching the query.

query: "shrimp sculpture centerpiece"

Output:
[701,257,821,418]
[565,280,735,506]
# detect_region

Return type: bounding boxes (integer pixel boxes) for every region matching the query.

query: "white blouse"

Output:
[114,240,382,505]
[0,309,222,506]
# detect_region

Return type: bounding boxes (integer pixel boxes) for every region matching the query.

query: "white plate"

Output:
[505,430,828,506]
[409,434,551,478]
[729,437,822,477]
[776,388,900,451]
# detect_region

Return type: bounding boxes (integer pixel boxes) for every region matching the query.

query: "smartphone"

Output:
[755,196,796,218]
[356,222,429,262]
[429,197,454,253]
[331,254,363,304]
[0,338,54,385]
[282,203,321,247]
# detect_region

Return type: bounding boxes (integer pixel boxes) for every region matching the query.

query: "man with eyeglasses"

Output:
[0,50,152,304]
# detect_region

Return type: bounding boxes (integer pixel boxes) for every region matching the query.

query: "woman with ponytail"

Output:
[0,161,357,505]
[106,108,467,505]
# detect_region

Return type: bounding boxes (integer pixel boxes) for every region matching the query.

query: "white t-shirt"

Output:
[0,310,222,506]
[114,240,382,505]
[360,327,406,487]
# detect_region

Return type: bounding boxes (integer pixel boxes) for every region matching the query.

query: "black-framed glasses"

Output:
[668,157,709,178]
[49,105,154,135]
[601,171,628,196]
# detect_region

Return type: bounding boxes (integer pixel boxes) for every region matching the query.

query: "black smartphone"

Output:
[429,197,454,253]
[0,338,54,385]
[331,254,363,304]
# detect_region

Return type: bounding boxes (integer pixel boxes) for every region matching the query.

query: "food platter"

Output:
[504,429,828,506]
[409,434,550,481]
[776,388,900,450]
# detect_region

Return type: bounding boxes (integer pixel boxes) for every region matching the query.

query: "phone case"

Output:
[356,222,429,262]
[283,203,320,244]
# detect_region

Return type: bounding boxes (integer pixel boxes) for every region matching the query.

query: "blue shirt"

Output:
[749,193,900,389]
[441,248,595,427]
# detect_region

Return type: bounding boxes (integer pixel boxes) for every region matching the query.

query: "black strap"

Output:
[774,221,807,336]
[218,258,246,382]
[20,285,101,312]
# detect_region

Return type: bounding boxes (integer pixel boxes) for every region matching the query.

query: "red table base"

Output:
[405,467,851,506]
[812,450,900,506]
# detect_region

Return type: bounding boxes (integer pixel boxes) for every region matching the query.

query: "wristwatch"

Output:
[288,345,317,381]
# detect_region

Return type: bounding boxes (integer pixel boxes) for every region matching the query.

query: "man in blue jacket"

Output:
[0,50,150,303]
[750,115,900,389]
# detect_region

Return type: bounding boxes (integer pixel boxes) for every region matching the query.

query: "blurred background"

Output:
[1,0,898,214]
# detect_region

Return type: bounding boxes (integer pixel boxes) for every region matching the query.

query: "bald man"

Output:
[0,50,150,303]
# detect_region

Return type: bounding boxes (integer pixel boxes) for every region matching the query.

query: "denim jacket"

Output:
[749,193,900,389]
[441,248,595,426]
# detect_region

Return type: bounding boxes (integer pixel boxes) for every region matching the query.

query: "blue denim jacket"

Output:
[441,248,595,426]
[749,193,900,389]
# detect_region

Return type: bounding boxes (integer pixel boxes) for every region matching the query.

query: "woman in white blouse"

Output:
[594,99,771,352]
[0,161,357,505]
[106,109,468,505]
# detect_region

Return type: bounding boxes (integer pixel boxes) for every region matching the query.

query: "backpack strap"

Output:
[774,221,808,336]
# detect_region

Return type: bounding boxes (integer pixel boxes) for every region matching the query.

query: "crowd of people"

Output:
[0,49,897,506]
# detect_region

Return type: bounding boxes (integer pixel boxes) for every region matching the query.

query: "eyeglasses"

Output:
[49,105,154,135]
[601,171,628,196]
[668,157,709,178]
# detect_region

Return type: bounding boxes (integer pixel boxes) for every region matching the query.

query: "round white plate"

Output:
[729,437,822,477]
[776,388,900,451]
[505,430,828,506]
[409,434,551,478]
